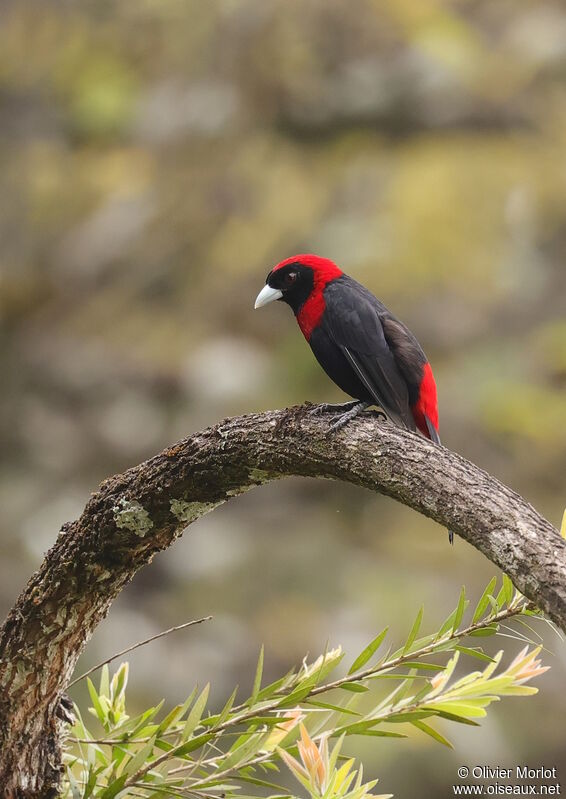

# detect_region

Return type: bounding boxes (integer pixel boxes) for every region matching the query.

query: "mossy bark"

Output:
[0,405,564,797]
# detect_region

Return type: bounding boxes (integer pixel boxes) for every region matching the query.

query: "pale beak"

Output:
[254,284,283,309]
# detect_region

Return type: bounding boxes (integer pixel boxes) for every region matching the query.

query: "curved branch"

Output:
[0,405,564,797]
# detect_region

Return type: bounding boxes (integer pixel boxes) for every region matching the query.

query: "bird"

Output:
[254,253,440,443]
[255,254,450,543]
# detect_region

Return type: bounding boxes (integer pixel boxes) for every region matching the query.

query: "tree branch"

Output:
[0,405,564,797]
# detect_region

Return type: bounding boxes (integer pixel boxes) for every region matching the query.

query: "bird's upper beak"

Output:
[254,284,283,309]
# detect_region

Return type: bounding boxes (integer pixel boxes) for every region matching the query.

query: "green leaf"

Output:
[472,577,498,623]
[84,766,100,799]
[386,710,435,723]
[115,702,164,738]
[348,627,388,674]
[222,731,269,769]
[335,719,383,736]
[236,774,290,791]
[248,645,264,707]
[455,646,496,663]
[256,669,296,701]
[172,731,215,756]
[232,715,284,727]
[100,664,110,700]
[468,626,498,637]
[87,677,107,726]
[403,607,423,654]
[437,609,458,640]
[111,662,128,701]
[122,733,157,776]
[340,682,369,693]
[99,775,127,799]
[157,689,196,735]
[277,684,315,707]
[428,701,488,719]
[502,574,514,605]
[367,673,423,681]
[452,587,467,632]
[350,729,407,739]
[411,719,453,748]
[216,685,238,727]
[181,683,209,741]
[399,661,444,671]
[306,699,361,716]
[430,708,480,726]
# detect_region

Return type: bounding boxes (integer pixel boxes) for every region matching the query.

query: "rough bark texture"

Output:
[0,405,564,797]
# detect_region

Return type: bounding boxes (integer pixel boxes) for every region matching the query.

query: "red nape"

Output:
[272,254,342,340]
[411,362,439,438]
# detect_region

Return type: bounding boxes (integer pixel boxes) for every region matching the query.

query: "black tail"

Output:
[425,413,441,445]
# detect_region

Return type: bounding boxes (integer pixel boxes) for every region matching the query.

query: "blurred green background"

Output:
[1,0,565,795]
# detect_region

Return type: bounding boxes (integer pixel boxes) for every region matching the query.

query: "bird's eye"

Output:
[284,271,298,287]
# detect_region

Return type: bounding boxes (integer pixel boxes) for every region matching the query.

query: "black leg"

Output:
[329,401,371,432]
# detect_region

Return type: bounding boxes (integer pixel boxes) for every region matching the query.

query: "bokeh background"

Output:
[1,0,566,795]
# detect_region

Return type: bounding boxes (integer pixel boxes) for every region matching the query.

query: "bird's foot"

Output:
[329,401,371,432]
[308,400,361,417]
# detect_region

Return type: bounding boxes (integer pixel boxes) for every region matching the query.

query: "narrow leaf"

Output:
[306,699,361,716]
[469,626,498,637]
[403,607,423,654]
[122,734,157,776]
[452,587,467,632]
[157,690,196,735]
[455,646,495,663]
[181,683,209,741]
[431,708,480,726]
[340,682,369,693]
[278,685,315,707]
[222,731,269,769]
[502,574,514,605]
[87,678,107,726]
[350,729,407,739]
[216,685,238,727]
[411,719,453,748]
[99,776,127,799]
[99,665,110,700]
[172,731,215,756]
[472,577,498,623]
[257,669,296,701]
[348,628,388,675]
[428,701,487,719]
[249,645,264,707]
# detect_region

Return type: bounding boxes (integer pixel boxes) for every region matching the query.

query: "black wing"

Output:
[321,277,416,430]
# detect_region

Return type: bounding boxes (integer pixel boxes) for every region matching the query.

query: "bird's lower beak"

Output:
[254,285,283,309]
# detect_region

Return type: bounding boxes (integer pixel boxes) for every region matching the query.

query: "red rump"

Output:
[273,254,342,340]
[411,362,439,438]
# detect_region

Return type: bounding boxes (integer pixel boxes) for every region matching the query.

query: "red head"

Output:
[254,254,344,341]
[254,254,342,315]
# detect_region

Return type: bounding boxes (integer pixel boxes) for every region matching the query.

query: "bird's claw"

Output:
[308,401,360,417]
[328,401,371,432]
[329,415,352,432]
